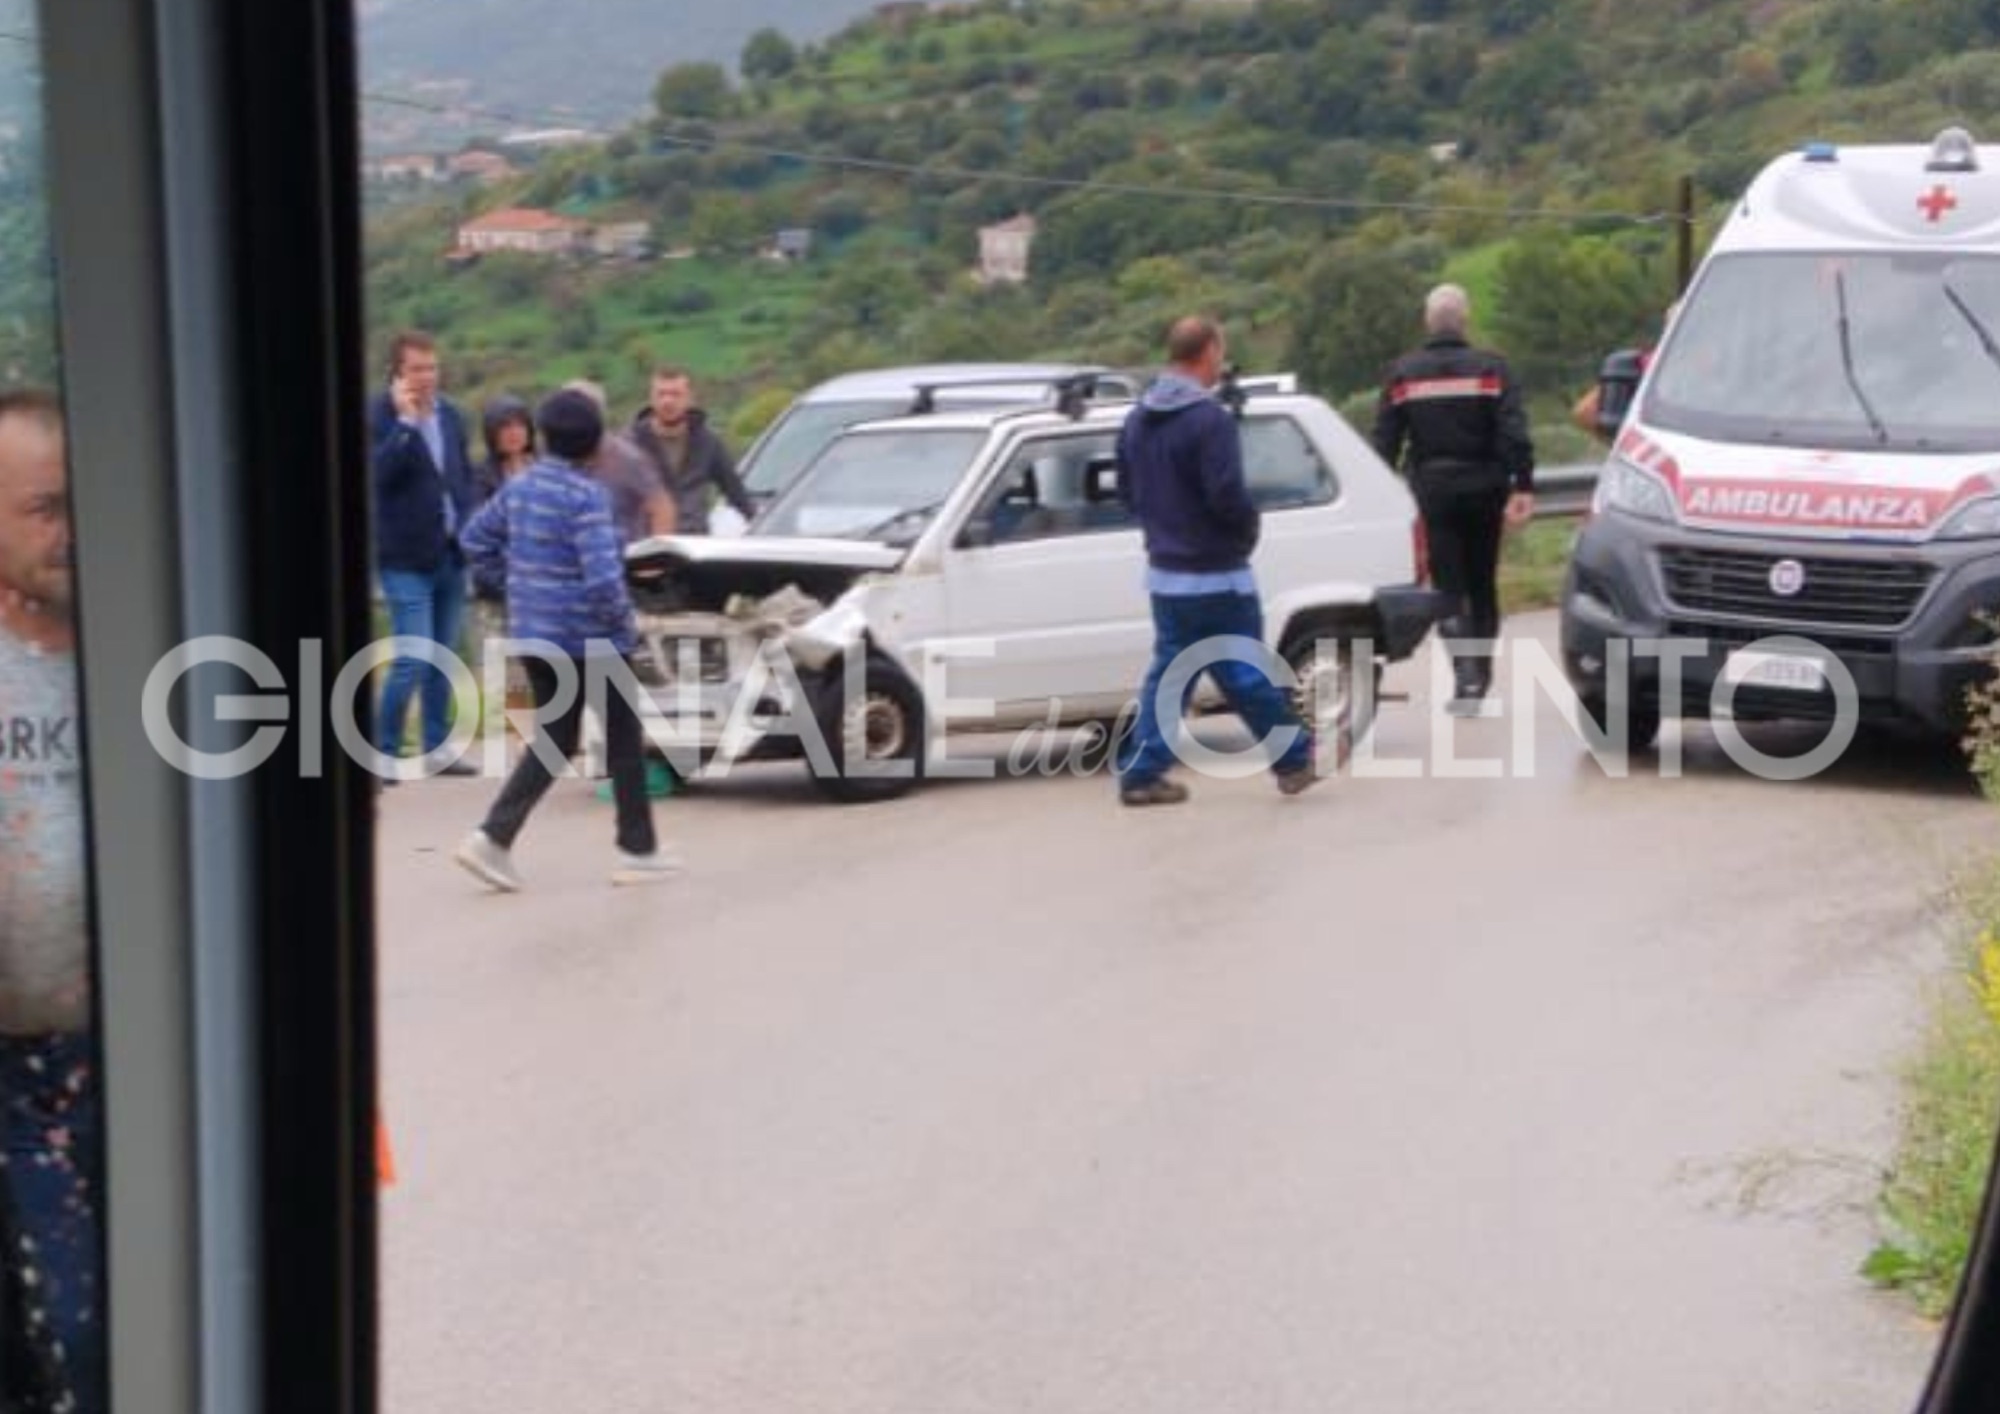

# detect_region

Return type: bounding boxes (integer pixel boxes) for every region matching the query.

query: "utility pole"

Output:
[1676,175,1696,293]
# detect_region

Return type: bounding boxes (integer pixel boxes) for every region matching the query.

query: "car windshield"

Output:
[754,426,991,542]
[740,398,912,496]
[1642,251,2000,454]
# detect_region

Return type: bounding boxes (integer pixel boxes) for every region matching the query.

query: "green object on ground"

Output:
[599,761,679,801]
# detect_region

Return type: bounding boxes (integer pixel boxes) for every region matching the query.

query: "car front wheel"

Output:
[808,655,927,803]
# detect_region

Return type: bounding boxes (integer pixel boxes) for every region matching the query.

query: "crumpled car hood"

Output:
[625,534,904,614]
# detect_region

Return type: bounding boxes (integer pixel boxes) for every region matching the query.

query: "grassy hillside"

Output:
[358,0,2000,449]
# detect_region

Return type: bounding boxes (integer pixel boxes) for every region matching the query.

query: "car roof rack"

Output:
[907,369,1141,419]
[902,367,1296,421]
[1217,367,1299,417]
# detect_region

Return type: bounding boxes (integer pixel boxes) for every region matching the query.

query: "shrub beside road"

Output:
[1866,677,2000,1317]
[1499,516,1578,616]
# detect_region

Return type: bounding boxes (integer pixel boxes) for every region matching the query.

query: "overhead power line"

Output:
[362,88,1693,229]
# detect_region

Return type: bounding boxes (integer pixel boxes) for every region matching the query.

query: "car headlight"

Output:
[1937,495,2000,540]
[1592,456,1679,523]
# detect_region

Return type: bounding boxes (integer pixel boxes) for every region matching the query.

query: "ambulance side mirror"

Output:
[1594,348,1646,443]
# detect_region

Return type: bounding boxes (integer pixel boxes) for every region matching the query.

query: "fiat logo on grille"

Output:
[1769,559,1807,598]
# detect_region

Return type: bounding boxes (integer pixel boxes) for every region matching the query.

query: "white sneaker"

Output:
[612,849,684,887]
[454,830,524,893]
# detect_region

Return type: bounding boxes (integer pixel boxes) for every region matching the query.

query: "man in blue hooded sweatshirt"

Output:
[1113,317,1317,806]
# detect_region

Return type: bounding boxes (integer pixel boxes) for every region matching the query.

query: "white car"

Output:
[713,362,1141,536]
[624,375,1449,801]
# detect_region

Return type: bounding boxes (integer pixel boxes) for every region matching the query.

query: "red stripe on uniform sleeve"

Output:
[1390,375,1503,405]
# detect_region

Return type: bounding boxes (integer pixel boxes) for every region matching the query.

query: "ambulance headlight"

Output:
[1594,457,1679,524]
[1937,495,2000,540]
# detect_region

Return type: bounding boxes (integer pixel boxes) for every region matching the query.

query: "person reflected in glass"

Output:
[0,389,104,1414]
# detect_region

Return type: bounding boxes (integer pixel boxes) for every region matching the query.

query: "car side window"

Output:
[1242,415,1338,510]
[975,432,1130,545]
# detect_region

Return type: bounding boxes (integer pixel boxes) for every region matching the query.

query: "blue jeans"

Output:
[1,1033,105,1414]
[1115,591,1312,789]
[376,562,468,757]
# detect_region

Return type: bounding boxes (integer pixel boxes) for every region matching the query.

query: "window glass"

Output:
[1242,415,1337,509]
[755,426,987,542]
[738,397,910,498]
[1644,250,2000,454]
[0,9,105,1414]
[978,431,1128,543]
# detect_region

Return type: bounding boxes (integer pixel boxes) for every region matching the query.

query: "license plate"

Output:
[1721,648,1828,692]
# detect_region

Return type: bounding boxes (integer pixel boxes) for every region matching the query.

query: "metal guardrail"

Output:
[1535,462,1601,518]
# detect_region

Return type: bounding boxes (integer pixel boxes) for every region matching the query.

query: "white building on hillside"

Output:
[977,213,1038,285]
[455,207,588,256]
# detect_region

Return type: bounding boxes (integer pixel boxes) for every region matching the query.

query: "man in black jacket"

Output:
[369,331,479,771]
[629,366,757,535]
[1372,285,1536,715]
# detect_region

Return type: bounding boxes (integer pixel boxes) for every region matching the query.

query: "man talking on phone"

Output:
[370,330,479,776]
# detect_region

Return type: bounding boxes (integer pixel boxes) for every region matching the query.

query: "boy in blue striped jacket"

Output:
[453,389,679,890]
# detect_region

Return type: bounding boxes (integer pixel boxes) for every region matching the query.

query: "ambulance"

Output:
[1561,126,2000,748]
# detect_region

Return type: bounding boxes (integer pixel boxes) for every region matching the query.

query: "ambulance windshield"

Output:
[1642,251,2000,454]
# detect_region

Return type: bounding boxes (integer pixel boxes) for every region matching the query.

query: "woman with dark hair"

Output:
[475,394,536,504]
[472,395,537,721]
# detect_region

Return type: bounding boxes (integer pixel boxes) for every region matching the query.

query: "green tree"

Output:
[741,28,798,83]
[1288,245,1429,400]
[813,190,873,242]
[816,249,927,335]
[1492,231,1666,395]
[1408,28,1480,106]
[653,62,734,122]
[688,194,761,254]
[1465,33,1589,151]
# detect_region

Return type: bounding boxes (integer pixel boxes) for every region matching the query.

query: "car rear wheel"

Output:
[1283,637,1376,773]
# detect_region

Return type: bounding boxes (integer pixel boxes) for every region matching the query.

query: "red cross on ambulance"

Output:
[1919,183,1959,223]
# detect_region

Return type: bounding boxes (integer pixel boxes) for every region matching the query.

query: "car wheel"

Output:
[808,655,927,803]
[1577,690,1661,753]
[1284,637,1376,773]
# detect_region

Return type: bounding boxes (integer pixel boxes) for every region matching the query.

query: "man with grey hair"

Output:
[1373,283,1535,714]
[1426,283,1472,336]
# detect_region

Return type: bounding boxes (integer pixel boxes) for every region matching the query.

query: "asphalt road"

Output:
[377,612,1998,1414]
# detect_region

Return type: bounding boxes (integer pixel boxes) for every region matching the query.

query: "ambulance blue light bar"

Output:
[1802,141,1839,163]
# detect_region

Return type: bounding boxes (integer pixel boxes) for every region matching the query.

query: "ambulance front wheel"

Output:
[1577,690,1661,754]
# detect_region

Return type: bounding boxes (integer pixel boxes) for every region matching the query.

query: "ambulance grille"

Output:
[1657,547,1934,630]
